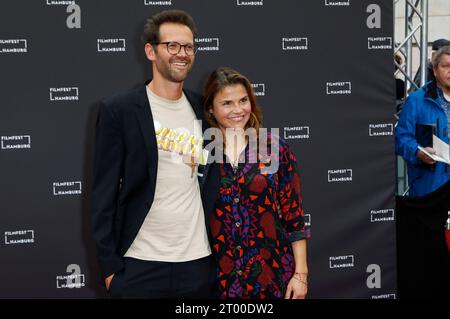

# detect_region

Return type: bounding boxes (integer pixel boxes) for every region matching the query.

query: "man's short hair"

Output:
[432,45,450,69]
[432,38,450,51]
[142,10,197,45]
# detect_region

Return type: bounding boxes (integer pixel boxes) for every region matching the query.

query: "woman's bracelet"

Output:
[294,272,308,276]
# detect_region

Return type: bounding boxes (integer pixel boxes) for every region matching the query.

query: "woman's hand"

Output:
[284,274,308,299]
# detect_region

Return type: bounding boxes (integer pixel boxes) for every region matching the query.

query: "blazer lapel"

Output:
[135,85,158,181]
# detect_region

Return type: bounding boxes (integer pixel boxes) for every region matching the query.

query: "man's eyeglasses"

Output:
[154,41,197,56]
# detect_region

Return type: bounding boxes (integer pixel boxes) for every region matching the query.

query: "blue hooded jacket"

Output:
[395,81,450,197]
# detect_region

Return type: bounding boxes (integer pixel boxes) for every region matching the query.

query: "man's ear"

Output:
[145,43,156,62]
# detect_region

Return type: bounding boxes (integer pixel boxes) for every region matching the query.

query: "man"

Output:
[413,38,450,88]
[396,45,450,197]
[92,10,214,298]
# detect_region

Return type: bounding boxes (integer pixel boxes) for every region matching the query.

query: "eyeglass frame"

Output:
[152,41,198,56]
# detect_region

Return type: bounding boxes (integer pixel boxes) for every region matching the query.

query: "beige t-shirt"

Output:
[124,86,211,262]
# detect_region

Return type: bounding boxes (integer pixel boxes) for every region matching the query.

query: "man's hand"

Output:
[105,274,114,291]
[417,147,437,164]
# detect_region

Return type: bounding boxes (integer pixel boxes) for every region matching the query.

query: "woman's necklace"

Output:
[226,141,247,173]
[230,156,240,173]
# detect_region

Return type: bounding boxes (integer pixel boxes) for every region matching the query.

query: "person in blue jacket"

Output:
[396,45,450,197]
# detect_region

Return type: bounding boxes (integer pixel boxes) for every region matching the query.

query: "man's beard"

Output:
[444,79,450,91]
[437,78,450,91]
[155,56,193,83]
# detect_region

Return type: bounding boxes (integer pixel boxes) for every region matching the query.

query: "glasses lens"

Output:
[185,45,196,55]
[167,42,180,54]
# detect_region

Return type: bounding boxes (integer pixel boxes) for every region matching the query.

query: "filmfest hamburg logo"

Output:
[325,0,350,6]
[329,255,354,268]
[369,124,393,136]
[144,0,172,5]
[46,0,75,5]
[372,293,396,299]
[284,126,310,140]
[1,135,31,150]
[251,84,265,96]
[56,264,85,289]
[304,213,311,227]
[97,38,126,52]
[368,37,392,49]
[282,37,308,50]
[303,214,311,238]
[53,181,82,195]
[328,169,352,182]
[195,37,219,52]
[0,39,27,54]
[237,0,263,5]
[49,87,79,101]
[4,230,35,245]
[326,82,351,95]
[370,209,395,222]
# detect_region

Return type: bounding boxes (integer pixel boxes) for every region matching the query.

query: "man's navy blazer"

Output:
[92,82,219,280]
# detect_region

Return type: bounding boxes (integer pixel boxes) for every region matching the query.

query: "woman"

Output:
[203,67,310,299]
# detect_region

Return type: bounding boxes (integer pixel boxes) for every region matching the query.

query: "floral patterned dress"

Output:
[210,137,310,299]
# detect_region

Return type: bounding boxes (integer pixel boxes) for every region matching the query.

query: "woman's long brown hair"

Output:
[203,67,263,133]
